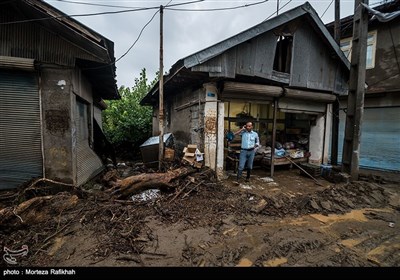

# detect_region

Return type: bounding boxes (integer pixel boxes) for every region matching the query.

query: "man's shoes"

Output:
[245,178,250,183]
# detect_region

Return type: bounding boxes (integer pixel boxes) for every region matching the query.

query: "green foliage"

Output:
[102,68,157,150]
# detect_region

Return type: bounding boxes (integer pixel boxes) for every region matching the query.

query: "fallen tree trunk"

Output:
[0,194,79,227]
[108,166,196,199]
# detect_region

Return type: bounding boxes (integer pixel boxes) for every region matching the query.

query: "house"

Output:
[0,0,119,189]
[141,2,350,178]
[326,0,400,171]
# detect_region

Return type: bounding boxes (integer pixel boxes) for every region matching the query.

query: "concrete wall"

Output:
[41,67,74,184]
[165,87,205,154]
[152,106,159,136]
[323,104,332,164]
[340,91,400,109]
[203,83,218,170]
[309,113,326,165]
[216,101,225,178]
[367,19,400,94]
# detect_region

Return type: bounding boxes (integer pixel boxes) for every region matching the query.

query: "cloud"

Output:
[44,0,363,88]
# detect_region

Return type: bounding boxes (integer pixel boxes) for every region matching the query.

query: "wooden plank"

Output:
[290,23,311,87]
[253,32,277,79]
[236,40,257,76]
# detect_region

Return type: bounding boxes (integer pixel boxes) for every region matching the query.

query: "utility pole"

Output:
[158,5,164,171]
[331,0,341,165]
[342,0,369,181]
[277,0,279,16]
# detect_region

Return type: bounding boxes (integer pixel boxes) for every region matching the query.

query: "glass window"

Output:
[340,30,377,69]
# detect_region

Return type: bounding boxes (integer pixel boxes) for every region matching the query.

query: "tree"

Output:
[103,68,157,154]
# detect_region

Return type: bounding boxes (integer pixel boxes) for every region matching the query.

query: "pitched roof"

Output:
[142,1,350,105]
[183,2,349,69]
[4,0,119,99]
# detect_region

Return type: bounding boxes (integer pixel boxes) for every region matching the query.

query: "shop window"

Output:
[340,30,377,69]
[273,36,293,73]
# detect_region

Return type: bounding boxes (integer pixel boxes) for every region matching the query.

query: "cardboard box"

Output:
[182,144,204,167]
[164,147,175,162]
[183,144,197,164]
[193,161,203,169]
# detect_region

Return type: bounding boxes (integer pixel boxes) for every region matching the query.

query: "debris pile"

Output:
[259,181,389,217]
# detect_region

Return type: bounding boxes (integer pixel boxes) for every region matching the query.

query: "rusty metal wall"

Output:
[0,10,101,67]
[0,70,42,189]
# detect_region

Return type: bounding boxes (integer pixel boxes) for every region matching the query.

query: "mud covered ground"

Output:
[0,166,399,267]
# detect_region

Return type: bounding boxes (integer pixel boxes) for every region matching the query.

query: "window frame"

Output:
[340,30,377,69]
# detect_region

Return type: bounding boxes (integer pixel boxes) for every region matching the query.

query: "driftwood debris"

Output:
[0,194,79,227]
[108,166,197,199]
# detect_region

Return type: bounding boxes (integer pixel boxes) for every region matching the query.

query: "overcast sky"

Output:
[44,0,384,88]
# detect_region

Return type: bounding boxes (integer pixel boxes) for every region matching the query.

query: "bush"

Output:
[103,68,157,155]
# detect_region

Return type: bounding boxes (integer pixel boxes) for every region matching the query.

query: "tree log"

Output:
[0,194,79,227]
[109,166,196,199]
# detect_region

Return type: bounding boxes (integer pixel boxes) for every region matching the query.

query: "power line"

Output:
[52,0,205,9]
[165,0,269,11]
[0,0,204,25]
[264,0,292,21]
[53,0,142,9]
[321,0,334,18]
[115,9,159,63]
[0,6,158,25]
[87,0,172,68]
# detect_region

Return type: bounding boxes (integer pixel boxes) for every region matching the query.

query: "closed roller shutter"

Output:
[0,70,42,189]
[75,99,103,186]
[278,98,326,114]
[221,82,282,101]
[338,107,400,171]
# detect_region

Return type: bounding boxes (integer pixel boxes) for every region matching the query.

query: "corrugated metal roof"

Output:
[1,0,119,100]
[140,133,173,147]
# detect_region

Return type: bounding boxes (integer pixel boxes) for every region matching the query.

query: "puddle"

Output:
[310,209,369,224]
[340,238,368,248]
[236,258,253,267]
[310,208,394,224]
[263,257,288,267]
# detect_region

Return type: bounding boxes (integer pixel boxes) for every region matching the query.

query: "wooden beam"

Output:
[270,99,278,177]
[342,0,369,180]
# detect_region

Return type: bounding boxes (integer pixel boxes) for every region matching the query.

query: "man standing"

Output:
[234,122,259,184]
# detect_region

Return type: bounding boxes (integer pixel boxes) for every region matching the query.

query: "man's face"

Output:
[245,123,253,132]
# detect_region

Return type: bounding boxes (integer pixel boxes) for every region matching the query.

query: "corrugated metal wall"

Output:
[75,100,103,186]
[0,70,42,189]
[0,9,102,67]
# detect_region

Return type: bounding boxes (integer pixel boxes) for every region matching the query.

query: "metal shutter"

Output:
[75,99,103,186]
[338,108,400,171]
[0,70,42,189]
